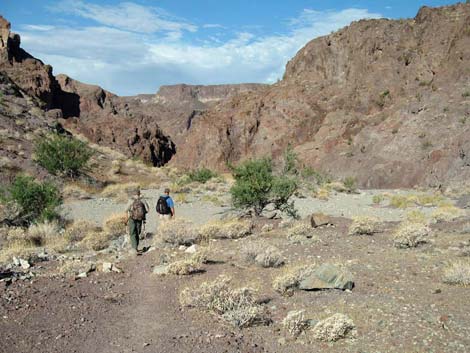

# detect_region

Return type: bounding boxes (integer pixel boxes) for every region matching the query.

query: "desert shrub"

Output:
[157,219,199,246]
[443,261,470,286]
[343,177,357,193]
[242,242,284,268]
[34,133,94,177]
[431,205,464,223]
[0,221,67,263]
[62,184,92,200]
[65,220,100,242]
[282,310,309,337]
[311,314,357,342]
[389,195,413,209]
[282,144,298,175]
[348,216,379,236]
[372,194,385,204]
[186,168,218,184]
[199,219,252,240]
[230,158,298,216]
[273,265,316,295]
[180,275,270,328]
[1,175,62,225]
[80,231,114,251]
[393,221,430,248]
[286,222,316,243]
[101,182,140,202]
[167,257,204,276]
[406,210,428,224]
[103,213,127,238]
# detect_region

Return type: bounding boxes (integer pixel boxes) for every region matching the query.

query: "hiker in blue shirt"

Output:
[156,187,175,220]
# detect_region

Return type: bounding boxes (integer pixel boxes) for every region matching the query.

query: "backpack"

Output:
[156,196,171,215]
[130,199,146,220]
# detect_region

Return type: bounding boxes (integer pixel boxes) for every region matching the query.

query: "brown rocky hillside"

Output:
[171,3,470,188]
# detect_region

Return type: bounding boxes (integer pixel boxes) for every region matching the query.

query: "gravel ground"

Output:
[62,189,461,231]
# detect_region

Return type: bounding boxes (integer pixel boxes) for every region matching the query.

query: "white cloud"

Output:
[18,7,382,96]
[53,0,197,35]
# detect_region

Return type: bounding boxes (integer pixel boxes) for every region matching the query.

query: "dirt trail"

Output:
[0,247,269,353]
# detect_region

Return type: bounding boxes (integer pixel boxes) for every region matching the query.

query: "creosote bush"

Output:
[34,133,94,177]
[180,275,270,328]
[230,158,298,217]
[1,175,62,225]
[103,213,127,238]
[282,310,309,337]
[311,314,357,342]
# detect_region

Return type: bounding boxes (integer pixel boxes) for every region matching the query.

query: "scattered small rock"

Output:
[185,244,198,254]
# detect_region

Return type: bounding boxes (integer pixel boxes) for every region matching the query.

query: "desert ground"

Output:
[1,172,470,353]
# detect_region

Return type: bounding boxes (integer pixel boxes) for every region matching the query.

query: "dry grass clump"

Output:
[65,220,100,242]
[180,276,269,328]
[199,219,253,240]
[311,313,357,342]
[443,261,470,286]
[388,193,447,209]
[157,219,199,246]
[348,216,379,236]
[80,231,114,251]
[242,242,284,268]
[406,210,428,224]
[273,265,316,295]
[431,205,465,223]
[393,221,430,248]
[62,184,92,200]
[282,310,309,337]
[103,213,127,238]
[0,222,68,263]
[101,182,140,202]
[167,256,204,275]
[315,187,330,200]
[286,222,316,243]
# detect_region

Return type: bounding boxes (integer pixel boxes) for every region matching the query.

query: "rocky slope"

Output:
[171,3,470,188]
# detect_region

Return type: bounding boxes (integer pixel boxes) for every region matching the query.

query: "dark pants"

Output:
[128,218,142,250]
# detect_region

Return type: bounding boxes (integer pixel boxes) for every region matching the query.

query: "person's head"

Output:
[164,187,170,195]
[135,189,141,198]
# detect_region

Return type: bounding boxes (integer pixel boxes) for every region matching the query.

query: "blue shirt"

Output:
[161,195,174,208]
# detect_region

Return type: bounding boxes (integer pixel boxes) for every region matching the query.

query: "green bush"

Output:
[2,175,62,225]
[343,176,357,193]
[230,158,298,217]
[282,144,298,175]
[187,168,217,184]
[34,133,94,177]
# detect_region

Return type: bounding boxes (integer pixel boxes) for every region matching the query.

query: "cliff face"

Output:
[171,3,470,188]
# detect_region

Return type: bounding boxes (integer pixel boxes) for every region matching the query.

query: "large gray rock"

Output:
[298,263,354,291]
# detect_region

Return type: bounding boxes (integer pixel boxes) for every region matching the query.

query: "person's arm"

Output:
[170,207,175,218]
[168,197,175,218]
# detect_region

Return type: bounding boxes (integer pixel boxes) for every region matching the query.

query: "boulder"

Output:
[310,213,332,228]
[152,265,168,276]
[185,244,198,254]
[298,263,354,291]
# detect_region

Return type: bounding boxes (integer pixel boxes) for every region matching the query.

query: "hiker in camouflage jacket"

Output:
[126,189,149,253]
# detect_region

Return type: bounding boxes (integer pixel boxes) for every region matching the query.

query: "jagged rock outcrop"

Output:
[171,3,470,188]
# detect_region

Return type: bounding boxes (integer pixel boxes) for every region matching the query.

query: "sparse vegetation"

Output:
[443,261,470,286]
[180,276,270,328]
[273,265,316,295]
[157,219,199,246]
[282,144,298,175]
[167,255,204,275]
[372,194,385,204]
[103,213,127,238]
[198,219,252,240]
[311,313,357,342]
[343,176,357,193]
[1,175,62,225]
[431,205,464,223]
[286,222,316,243]
[242,242,284,268]
[393,221,430,248]
[282,310,308,337]
[230,158,298,217]
[34,133,94,177]
[186,168,218,184]
[348,216,379,236]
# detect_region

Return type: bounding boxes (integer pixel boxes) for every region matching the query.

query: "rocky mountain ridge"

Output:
[171,3,470,188]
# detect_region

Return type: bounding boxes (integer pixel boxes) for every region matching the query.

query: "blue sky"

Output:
[1,0,460,95]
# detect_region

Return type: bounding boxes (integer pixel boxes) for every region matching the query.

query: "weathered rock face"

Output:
[0,16,59,108]
[171,3,470,188]
[56,75,176,166]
